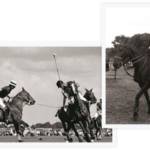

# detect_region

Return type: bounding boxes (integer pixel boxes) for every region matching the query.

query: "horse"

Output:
[0,87,36,142]
[55,88,97,142]
[113,43,150,120]
[92,114,102,140]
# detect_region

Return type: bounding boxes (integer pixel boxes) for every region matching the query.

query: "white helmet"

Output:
[9,80,17,87]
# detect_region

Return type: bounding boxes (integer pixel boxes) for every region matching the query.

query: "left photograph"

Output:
[0,47,112,143]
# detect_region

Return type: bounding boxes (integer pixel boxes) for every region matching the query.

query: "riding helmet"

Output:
[9,80,17,87]
[56,80,63,88]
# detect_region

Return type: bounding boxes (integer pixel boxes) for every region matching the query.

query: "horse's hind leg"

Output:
[133,82,149,120]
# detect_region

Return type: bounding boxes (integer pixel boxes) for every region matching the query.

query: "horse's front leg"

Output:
[62,121,73,142]
[143,90,150,113]
[133,82,149,120]
[14,123,23,142]
[17,119,35,137]
[86,116,95,140]
[78,121,91,142]
[71,123,83,142]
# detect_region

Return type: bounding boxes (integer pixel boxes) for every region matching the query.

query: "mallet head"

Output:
[52,53,57,57]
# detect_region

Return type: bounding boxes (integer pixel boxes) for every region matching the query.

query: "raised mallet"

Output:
[52,53,61,81]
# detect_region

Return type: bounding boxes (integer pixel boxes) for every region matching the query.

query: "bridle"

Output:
[23,94,32,106]
[114,44,150,78]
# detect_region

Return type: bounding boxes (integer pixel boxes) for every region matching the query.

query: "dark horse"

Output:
[0,87,35,142]
[92,114,102,140]
[55,88,97,142]
[113,43,150,120]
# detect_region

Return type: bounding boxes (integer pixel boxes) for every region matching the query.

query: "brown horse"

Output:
[0,87,36,142]
[55,88,97,142]
[113,43,150,120]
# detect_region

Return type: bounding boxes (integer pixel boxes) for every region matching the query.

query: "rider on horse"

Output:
[56,80,89,121]
[0,80,17,124]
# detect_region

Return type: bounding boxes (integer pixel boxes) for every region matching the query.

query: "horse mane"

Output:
[11,91,23,103]
[126,44,144,54]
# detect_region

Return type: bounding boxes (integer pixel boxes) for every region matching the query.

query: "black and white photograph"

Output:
[0,47,112,143]
[103,4,150,126]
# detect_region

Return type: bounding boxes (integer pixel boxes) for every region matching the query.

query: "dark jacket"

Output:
[63,81,76,97]
[97,102,102,111]
[0,86,12,98]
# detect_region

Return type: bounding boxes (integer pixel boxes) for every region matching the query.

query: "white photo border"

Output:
[0,42,116,147]
[102,2,150,128]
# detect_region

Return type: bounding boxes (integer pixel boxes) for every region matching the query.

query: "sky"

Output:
[105,6,150,47]
[0,47,101,125]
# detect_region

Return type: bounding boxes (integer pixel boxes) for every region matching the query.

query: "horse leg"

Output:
[61,121,72,142]
[143,90,150,113]
[97,126,102,140]
[16,119,35,137]
[14,123,23,142]
[71,123,83,142]
[78,121,91,142]
[66,122,73,142]
[86,116,95,140]
[133,82,149,120]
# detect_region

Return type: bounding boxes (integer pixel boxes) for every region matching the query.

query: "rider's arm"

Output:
[7,95,10,99]
[71,82,79,95]
[71,83,76,94]
[62,91,67,107]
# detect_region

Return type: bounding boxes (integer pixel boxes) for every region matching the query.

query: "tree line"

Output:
[106,33,150,59]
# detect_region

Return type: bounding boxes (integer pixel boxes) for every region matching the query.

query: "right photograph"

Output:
[103,3,150,126]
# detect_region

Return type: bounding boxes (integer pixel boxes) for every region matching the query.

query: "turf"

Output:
[106,67,150,124]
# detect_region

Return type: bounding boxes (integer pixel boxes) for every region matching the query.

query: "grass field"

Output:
[0,135,112,143]
[106,67,150,124]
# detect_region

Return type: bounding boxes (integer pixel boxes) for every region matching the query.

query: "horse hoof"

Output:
[97,136,102,140]
[18,140,23,142]
[39,138,42,140]
[133,116,138,121]
[91,136,95,140]
[66,140,69,143]
[69,138,73,142]
[133,113,138,121]
[30,133,35,137]
[78,139,83,142]
[91,139,94,142]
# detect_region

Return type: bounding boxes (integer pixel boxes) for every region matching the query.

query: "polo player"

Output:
[0,80,17,124]
[56,80,88,121]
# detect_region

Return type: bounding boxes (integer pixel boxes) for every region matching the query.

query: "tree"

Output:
[112,35,129,45]
[127,33,150,51]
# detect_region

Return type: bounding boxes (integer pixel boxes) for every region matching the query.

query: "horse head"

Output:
[84,88,97,104]
[21,87,36,106]
[113,44,131,69]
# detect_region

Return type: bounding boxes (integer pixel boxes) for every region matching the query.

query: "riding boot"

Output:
[3,108,9,125]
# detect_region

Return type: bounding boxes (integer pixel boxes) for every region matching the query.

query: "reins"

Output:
[115,44,150,79]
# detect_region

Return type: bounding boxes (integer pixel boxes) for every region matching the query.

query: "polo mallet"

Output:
[52,53,61,81]
[52,53,62,87]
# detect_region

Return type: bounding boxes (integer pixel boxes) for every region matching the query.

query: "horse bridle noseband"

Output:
[23,95,32,106]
